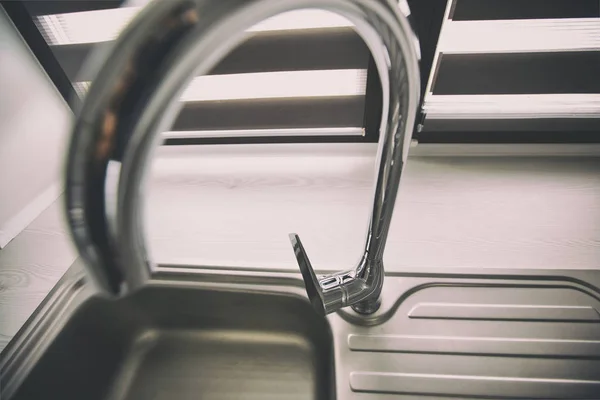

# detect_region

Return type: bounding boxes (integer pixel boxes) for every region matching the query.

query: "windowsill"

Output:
[146,143,600,272]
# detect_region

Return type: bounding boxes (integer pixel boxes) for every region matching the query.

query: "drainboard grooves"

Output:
[348,334,600,358]
[338,281,600,398]
[349,371,600,398]
[408,303,600,322]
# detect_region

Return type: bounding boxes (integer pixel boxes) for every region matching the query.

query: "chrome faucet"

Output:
[65,0,421,316]
[289,2,420,316]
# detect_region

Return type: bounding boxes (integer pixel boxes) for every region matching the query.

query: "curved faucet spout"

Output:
[64,0,420,312]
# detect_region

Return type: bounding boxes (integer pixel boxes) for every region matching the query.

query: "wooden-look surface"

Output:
[2,145,600,352]
[147,145,600,272]
[0,199,76,351]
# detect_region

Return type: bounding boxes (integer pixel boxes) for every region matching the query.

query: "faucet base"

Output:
[351,297,382,315]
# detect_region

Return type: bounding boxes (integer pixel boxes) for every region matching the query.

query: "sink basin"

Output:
[7,271,334,400]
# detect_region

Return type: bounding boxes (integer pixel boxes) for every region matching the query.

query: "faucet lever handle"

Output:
[288,233,326,315]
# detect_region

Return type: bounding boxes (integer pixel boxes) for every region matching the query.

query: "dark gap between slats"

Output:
[451,0,599,21]
[433,52,600,95]
[51,28,368,82]
[171,96,365,132]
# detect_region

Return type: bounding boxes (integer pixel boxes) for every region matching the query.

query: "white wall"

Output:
[0,7,72,247]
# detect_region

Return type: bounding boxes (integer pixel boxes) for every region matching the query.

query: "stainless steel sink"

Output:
[2,267,334,400]
[5,263,600,399]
